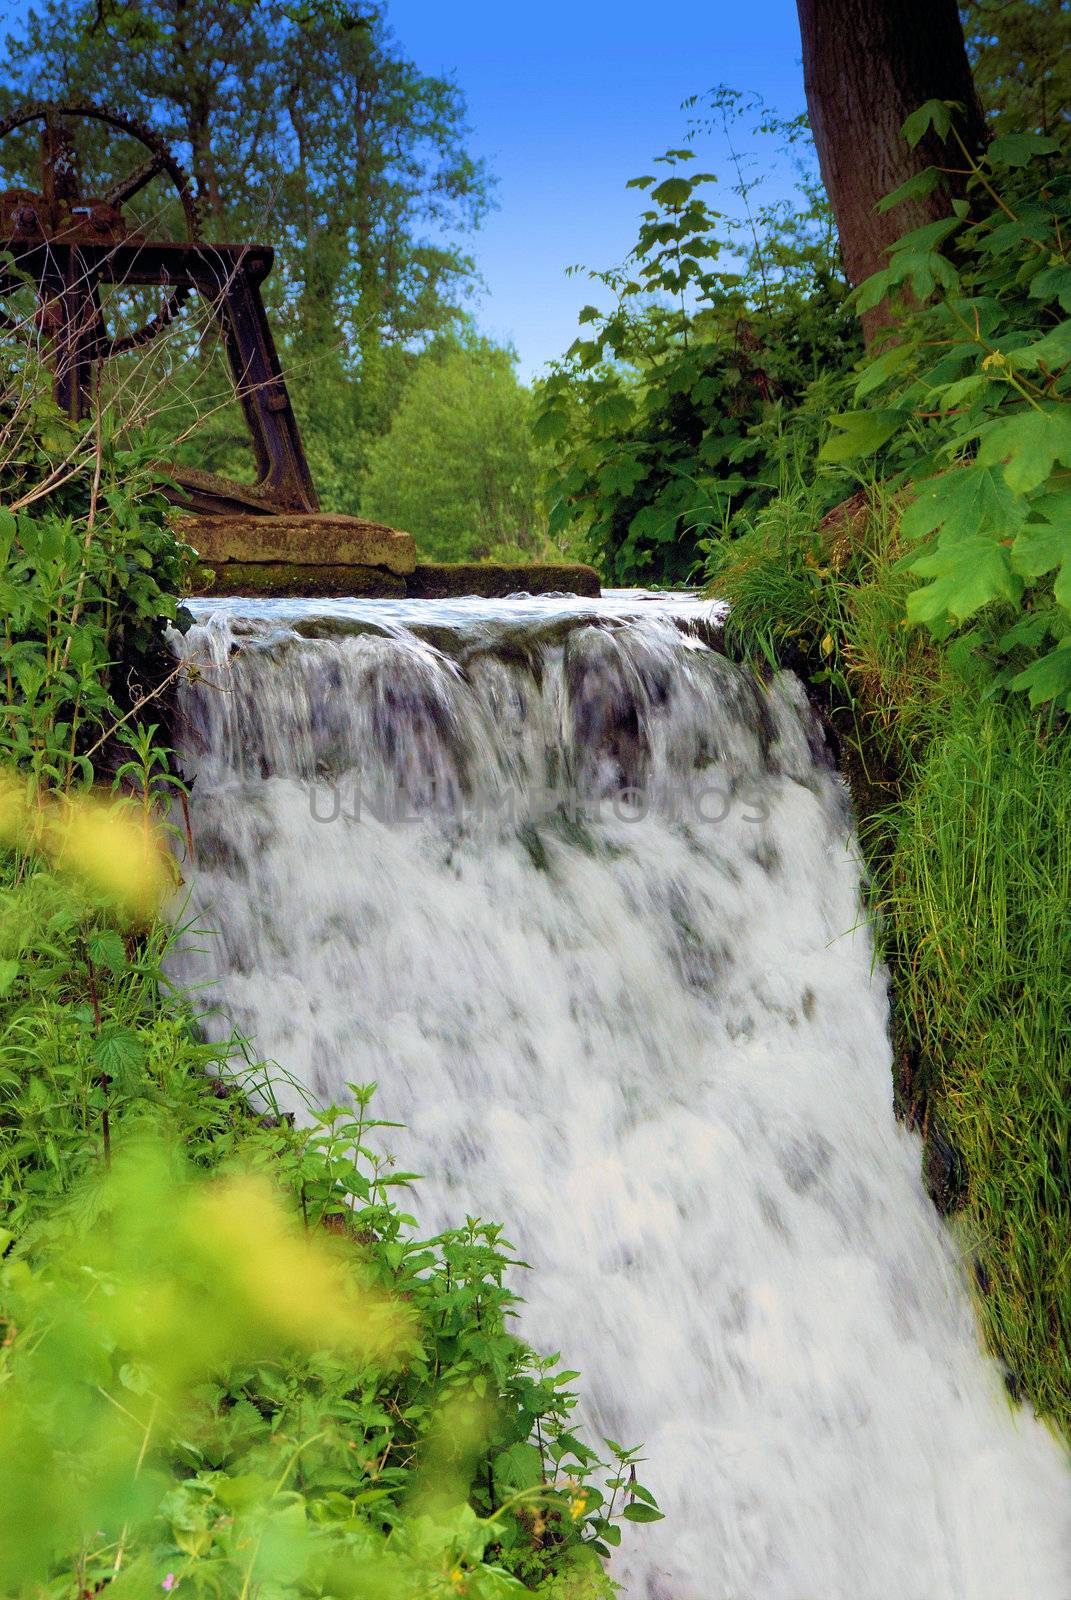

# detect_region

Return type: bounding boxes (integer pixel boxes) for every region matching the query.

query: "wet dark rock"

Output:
[407,560,600,598]
[195,561,407,598]
[923,1120,968,1216]
[563,626,651,793]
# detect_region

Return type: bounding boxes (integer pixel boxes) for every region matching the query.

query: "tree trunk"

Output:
[796,0,987,341]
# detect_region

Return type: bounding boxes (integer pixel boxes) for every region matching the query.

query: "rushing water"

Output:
[169,591,1071,1599]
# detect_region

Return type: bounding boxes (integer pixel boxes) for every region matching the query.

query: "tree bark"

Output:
[796,0,987,342]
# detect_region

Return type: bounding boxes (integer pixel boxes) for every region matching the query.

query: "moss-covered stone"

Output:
[190,557,602,601]
[407,562,600,598]
[192,562,406,598]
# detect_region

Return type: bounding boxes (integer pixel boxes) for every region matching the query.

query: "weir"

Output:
[169,591,1071,1599]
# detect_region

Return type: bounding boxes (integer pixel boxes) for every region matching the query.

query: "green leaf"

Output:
[907,537,1021,624]
[819,410,907,462]
[592,392,634,429]
[901,100,954,149]
[890,215,962,255]
[854,267,894,315]
[977,407,1071,494]
[622,1502,665,1523]
[876,167,942,213]
[978,217,1049,256]
[533,408,570,446]
[938,375,987,409]
[1055,558,1071,612]
[998,615,1057,661]
[900,464,1026,546]
[1029,264,1071,315]
[988,132,1060,168]
[1010,505,1068,579]
[1006,320,1071,374]
[598,454,648,497]
[650,177,693,207]
[492,1441,543,1491]
[87,930,127,975]
[568,338,604,368]
[0,959,20,997]
[1009,641,1071,707]
[93,1025,146,1079]
[854,342,916,399]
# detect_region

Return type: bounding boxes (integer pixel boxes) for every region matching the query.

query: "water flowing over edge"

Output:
[167,592,1071,1600]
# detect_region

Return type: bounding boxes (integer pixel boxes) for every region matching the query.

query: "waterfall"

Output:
[169,591,1071,1600]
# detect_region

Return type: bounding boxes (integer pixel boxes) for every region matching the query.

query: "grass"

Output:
[708,485,1071,1439]
[877,700,1071,1414]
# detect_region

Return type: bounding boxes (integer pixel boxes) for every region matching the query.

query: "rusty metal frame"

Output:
[0,237,319,514]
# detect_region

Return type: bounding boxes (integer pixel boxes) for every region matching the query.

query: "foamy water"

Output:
[169,591,1071,1599]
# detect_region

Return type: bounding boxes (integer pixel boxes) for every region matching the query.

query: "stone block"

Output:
[180,513,416,575]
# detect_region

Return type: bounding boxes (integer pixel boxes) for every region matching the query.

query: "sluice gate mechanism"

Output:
[0,100,596,598]
[0,100,319,517]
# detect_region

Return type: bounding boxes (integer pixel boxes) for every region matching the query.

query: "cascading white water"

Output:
[169,591,1071,1600]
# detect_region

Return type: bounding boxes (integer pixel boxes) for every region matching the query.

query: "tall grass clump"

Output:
[876,698,1071,1414]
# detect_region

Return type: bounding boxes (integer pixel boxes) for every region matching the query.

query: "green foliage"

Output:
[963,0,1071,147]
[822,124,1071,708]
[698,60,1071,1434]
[361,339,553,561]
[0,433,191,786]
[538,90,861,585]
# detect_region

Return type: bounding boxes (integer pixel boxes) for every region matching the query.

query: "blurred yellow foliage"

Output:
[0,1132,413,1588]
[50,793,172,922]
[0,768,171,922]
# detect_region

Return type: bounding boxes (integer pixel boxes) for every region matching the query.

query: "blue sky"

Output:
[386,0,808,378]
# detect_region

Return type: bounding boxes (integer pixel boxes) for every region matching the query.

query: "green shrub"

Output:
[361,339,552,563]
[537,91,861,585]
[817,104,1071,710]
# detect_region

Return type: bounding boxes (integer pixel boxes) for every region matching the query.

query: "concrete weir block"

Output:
[182,513,417,575]
[196,561,407,598]
[407,561,600,598]
[181,512,602,601]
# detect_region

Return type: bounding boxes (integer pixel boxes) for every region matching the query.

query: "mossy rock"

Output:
[189,558,602,601]
[191,562,406,598]
[181,513,416,574]
[408,561,600,598]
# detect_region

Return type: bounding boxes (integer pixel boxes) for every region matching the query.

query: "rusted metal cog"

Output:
[0,99,201,353]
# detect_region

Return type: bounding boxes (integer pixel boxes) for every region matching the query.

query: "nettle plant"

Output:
[537,90,859,586]
[821,102,1071,708]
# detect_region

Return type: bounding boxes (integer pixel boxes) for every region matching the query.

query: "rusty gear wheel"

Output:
[0,99,201,353]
